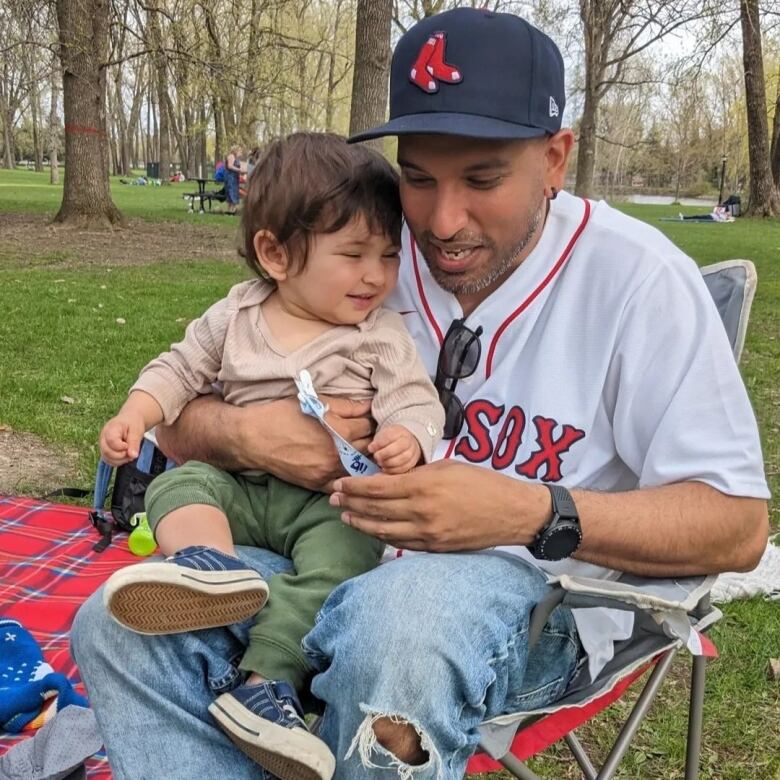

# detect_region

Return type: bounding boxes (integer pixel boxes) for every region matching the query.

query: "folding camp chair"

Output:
[467,259,758,779]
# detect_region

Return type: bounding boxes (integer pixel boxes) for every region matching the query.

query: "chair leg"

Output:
[564,732,598,780]
[497,752,544,780]
[596,648,678,779]
[684,655,707,780]
[476,740,544,780]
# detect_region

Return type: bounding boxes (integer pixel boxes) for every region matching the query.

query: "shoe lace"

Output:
[281,699,304,726]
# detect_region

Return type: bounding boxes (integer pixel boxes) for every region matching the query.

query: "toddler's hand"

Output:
[368,425,422,474]
[100,414,146,466]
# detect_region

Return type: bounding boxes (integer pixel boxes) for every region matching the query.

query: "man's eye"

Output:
[341,253,361,259]
[467,177,502,189]
[403,174,434,187]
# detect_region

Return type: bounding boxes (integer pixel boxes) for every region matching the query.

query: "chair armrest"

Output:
[551,573,717,613]
[529,573,721,655]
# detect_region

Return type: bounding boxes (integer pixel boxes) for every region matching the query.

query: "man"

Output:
[72,8,769,779]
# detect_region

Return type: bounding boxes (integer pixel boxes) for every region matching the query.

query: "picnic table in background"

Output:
[183,178,227,213]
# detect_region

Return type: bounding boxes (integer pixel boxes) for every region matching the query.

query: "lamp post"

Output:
[718,155,727,205]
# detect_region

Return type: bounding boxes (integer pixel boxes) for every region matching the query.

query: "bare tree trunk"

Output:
[125,62,144,172]
[213,96,224,163]
[239,0,261,139]
[325,0,346,132]
[1,107,15,168]
[164,89,184,172]
[199,105,208,175]
[148,6,170,183]
[111,67,132,175]
[49,57,60,185]
[107,87,119,175]
[575,83,598,198]
[349,0,392,151]
[145,86,152,165]
[30,82,45,171]
[55,0,123,226]
[770,62,780,190]
[739,0,780,216]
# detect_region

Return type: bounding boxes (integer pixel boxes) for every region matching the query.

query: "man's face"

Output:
[397,135,547,298]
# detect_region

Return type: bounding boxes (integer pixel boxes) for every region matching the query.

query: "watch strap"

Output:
[548,484,577,519]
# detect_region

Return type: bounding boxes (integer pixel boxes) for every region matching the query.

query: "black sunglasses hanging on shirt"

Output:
[434,319,483,440]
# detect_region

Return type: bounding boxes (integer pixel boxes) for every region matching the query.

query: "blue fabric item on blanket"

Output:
[0,618,88,734]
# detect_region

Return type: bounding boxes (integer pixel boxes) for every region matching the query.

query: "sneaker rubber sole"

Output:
[104,562,269,635]
[209,693,335,780]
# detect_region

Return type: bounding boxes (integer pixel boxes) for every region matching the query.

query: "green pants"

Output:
[145,461,384,690]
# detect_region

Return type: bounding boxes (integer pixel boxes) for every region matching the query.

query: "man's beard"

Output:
[420,196,546,296]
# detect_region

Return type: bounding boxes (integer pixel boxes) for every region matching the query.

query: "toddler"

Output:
[99,133,444,780]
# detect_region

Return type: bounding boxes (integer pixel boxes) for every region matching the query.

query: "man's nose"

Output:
[428,187,469,240]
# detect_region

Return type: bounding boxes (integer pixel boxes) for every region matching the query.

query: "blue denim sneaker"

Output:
[209,680,335,780]
[104,545,269,635]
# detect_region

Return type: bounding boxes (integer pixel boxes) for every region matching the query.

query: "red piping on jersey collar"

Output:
[411,241,445,345]
[485,198,591,377]
[410,198,592,375]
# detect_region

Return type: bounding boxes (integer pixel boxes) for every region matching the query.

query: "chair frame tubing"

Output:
[489,646,709,780]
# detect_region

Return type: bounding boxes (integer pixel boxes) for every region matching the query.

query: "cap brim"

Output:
[348,112,551,143]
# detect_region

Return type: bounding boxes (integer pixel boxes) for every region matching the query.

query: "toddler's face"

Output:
[285,216,401,326]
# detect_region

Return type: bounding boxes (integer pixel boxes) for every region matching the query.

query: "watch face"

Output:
[542,523,582,561]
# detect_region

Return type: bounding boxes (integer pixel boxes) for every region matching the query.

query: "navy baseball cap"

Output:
[350,7,565,142]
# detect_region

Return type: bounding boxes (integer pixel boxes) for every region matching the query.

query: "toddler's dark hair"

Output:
[242,133,402,277]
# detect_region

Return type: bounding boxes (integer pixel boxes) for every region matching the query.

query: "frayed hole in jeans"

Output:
[346,710,443,780]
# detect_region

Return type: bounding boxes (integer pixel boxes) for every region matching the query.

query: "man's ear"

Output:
[253,230,289,282]
[544,129,575,194]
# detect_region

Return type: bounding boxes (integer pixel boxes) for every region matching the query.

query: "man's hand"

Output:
[328,460,551,551]
[155,394,375,492]
[368,425,422,474]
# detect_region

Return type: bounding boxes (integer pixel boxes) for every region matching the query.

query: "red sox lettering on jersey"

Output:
[453,400,585,482]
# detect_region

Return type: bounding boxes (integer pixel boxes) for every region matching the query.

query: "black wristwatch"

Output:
[528,485,582,561]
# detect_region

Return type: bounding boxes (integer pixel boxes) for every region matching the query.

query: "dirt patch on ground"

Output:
[0,428,79,497]
[0,213,239,268]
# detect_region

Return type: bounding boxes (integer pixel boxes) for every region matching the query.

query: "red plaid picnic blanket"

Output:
[0,495,135,776]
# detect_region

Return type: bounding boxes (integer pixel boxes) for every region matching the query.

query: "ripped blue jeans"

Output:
[71,548,580,780]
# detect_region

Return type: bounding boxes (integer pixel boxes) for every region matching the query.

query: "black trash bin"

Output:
[146,161,160,179]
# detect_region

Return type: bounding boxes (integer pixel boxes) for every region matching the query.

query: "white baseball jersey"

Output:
[386,189,769,679]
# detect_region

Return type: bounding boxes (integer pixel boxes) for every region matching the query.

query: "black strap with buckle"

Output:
[89,510,115,553]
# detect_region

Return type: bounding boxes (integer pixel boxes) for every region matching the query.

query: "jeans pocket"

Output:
[506,673,567,712]
[504,608,581,713]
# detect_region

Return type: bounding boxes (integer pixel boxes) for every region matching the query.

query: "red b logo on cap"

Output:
[409,32,462,93]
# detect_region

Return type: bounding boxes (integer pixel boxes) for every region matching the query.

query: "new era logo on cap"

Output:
[549,96,559,118]
[409,32,462,93]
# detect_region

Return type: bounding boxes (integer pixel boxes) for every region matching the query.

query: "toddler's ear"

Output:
[253,230,289,281]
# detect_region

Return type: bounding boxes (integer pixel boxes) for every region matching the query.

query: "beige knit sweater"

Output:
[132,279,444,461]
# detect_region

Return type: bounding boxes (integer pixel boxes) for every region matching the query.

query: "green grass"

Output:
[0,167,236,224]
[0,260,248,476]
[1,174,778,778]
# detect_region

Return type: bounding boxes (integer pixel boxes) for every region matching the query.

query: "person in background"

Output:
[225,144,244,214]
